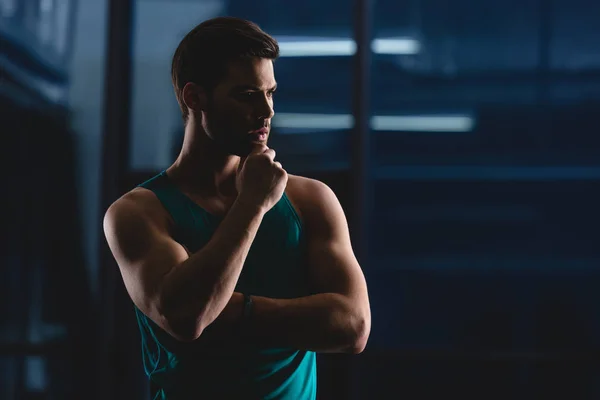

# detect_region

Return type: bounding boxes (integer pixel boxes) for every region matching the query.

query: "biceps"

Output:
[106,224,189,315]
[308,241,360,296]
[126,238,188,303]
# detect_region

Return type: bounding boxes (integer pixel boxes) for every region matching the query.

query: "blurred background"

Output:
[2,0,600,399]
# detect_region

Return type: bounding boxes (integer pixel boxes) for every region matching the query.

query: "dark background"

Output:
[2,0,600,399]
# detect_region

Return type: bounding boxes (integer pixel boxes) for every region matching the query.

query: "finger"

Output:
[263,148,276,161]
[239,144,265,168]
[251,143,268,155]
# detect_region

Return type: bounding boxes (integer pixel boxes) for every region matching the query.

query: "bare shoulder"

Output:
[286,174,335,200]
[103,187,171,236]
[285,174,344,224]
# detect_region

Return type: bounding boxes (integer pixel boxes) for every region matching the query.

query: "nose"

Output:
[255,93,274,120]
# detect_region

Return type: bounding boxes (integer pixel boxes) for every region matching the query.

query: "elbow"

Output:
[345,312,371,354]
[158,310,206,342]
[157,296,206,343]
[349,336,368,354]
[349,319,370,354]
[165,317,205,343]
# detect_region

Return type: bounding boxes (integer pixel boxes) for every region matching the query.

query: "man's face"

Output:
[201,57,277,156]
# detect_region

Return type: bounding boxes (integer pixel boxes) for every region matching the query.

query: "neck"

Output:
[167,119,240,197]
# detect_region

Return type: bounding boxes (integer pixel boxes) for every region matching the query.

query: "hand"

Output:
[236,144,288,213]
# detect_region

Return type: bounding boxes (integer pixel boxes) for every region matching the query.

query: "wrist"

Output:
[216,292,245,326]
[234,194,268,217]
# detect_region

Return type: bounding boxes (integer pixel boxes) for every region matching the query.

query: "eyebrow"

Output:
[231,84,278,92]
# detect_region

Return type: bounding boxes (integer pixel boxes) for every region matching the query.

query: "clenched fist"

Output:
[236,145,288,213]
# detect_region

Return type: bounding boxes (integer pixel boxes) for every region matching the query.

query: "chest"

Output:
[175,197,312,299]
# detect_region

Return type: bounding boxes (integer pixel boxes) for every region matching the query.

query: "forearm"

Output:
[215,292,369,353]
[159,199,265,336]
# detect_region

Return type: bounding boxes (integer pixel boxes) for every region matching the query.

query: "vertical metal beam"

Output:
[537,0,553,105]
[349,0,372,399]
[352,0,372,267]
[97,0,134,398]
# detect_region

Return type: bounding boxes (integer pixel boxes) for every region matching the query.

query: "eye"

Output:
[236,92,255,101]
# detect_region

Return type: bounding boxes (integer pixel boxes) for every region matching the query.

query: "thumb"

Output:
[250,143,268,154]
[238,144,268,173]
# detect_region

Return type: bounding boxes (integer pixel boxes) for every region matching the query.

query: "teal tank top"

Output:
[135,171,317,400]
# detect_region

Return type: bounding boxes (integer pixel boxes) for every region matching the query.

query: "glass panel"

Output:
[551,0,600,71]
[0,0,75,105]
[549,0,600,103]
[128,0,226,171]
[367,3,600,385]
[0,0,74,65]
[370,0,600,267]
[372,0,544,167]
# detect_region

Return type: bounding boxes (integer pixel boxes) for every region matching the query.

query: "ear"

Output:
[182,82,207,115]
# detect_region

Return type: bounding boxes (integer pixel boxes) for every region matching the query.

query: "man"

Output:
[103,16,371,399]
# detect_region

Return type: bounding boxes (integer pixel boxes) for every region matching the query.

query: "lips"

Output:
[249,132,268,142]
[248,126,268,142]
[249,127,268,134]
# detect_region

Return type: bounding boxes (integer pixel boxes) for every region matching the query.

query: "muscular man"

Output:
[103,16,371,400]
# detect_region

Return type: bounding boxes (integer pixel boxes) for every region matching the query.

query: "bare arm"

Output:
[103,189,266,342]
[214,178,371,353]
[104,146,286,342]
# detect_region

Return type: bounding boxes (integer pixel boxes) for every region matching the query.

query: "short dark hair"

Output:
[171,16,280,122]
